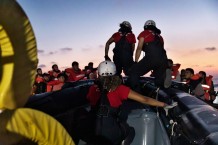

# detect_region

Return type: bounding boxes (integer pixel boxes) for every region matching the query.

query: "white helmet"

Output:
[121,21,132,30]
[144,20,156,27]
[98,61,116,76]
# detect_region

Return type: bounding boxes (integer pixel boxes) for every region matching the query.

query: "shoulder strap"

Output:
[96,90,110,117]
[99,90,110,105]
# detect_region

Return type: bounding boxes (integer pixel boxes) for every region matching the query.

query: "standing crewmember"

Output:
[105,21,136,76]
[127,20,171,92]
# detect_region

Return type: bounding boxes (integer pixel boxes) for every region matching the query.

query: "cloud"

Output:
[81,48,91,51]
[191,64,199,67]
[205,65,214,68]
[38,64,46,68]
[179,48,202,57]
[60,47,73,51]
[37,49,44,53]
[205,47,216,51]
[48,51,57,55]
[50,61,57,64]
[180,47,216,57]
[99,45,104,49]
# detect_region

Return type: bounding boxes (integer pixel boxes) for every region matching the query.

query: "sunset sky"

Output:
[17,0,218,83]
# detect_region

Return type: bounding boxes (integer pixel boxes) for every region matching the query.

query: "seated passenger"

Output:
[48,64,61,80]
[199,71,216,102]
[42,73,52,92]
[172,64,181,81]
[65,61,85,81]
[180,69,187,82]
[185,68,205,99]
[167,59,181,81]
[83,62,97,79]
[47,73,68,92]
[35,68,44,83]
[32,68,46,94]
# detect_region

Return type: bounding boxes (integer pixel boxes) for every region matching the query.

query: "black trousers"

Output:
[113,55,134,76]
[127,56,167,91]
[76,110,134,145]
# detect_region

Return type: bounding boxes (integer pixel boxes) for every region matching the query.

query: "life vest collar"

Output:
[191,74,200,80]
[172,63,181,69]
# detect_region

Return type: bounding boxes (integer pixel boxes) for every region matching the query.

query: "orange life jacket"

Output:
[65,68,85,81]
[52,83,64,91]
[171,64,180,80]
[46,85,52,92]
[201,75,213,101]
[48,70,61,79]
[35,76,44,83]
[46,80,64,92]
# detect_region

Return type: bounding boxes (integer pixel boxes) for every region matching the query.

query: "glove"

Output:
[164,102,178,116]
[104,55,111,61]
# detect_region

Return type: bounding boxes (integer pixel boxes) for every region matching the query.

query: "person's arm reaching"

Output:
[127,89,166,107]
[104,37,114,61]
[127,89,178,115]
[135,37,144,62]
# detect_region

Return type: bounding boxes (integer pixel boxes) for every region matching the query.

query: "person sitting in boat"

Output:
[167,59,181,81]
[83,62,98,79]
[48,64,61,80]
[65,61,86,81]
[198,71,216,102]
[180,69,187,82]
[185,68,205,99]
[31,68,46,94]
[34,68,44,83]
[47,72,68,92]
[79,60,177,145]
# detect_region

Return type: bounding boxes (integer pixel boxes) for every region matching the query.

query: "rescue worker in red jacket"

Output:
[199,71,216,102]
[127,20,171,92]
[80,61,177,145]
[105,21,136,76]
[65,61,85,81]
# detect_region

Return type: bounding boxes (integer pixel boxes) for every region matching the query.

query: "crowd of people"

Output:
[166,58,216,103]
[32,61,97,94]
[32,59,216,102]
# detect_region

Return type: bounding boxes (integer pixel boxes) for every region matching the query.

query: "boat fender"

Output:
[0,108,75,145]
[0,1,75,144]
[0,0,37,109]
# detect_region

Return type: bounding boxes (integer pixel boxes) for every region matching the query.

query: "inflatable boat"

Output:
[25,77,218,145]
